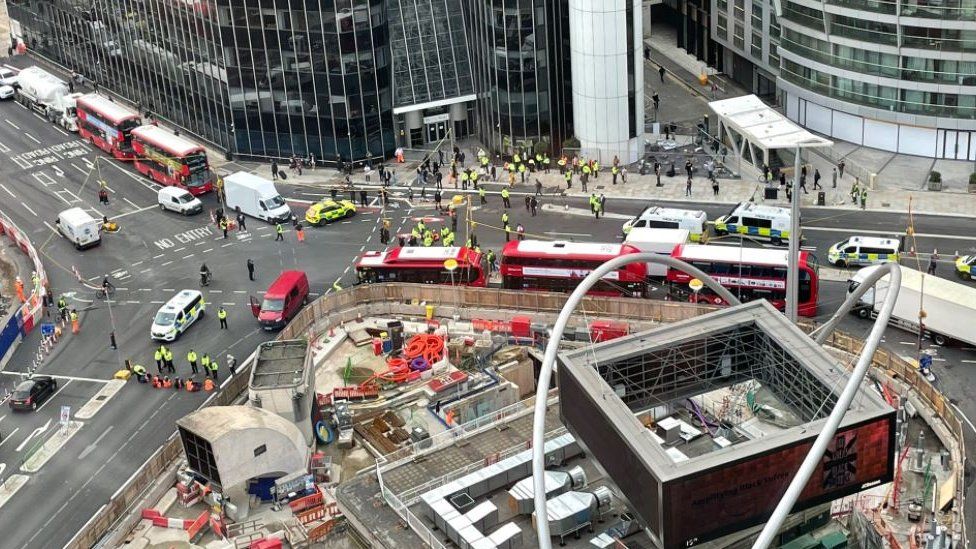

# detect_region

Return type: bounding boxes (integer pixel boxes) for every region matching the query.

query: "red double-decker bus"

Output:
[500,240,647,297]
[131,125,213,195]
[76,94,142,159]
[355,246,487,287]
[667,244,820,316]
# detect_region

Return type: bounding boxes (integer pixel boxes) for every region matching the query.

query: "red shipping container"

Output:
[590,320,628,343]
[511,316,532,338]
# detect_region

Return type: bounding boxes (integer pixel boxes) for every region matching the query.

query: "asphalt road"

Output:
[0,95,972,543]
[0,96,384,547]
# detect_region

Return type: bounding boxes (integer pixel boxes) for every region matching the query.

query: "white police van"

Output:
[827,236,900,267]
[622,206,708,242]
[151,289,206,341]
[714,202,793,245]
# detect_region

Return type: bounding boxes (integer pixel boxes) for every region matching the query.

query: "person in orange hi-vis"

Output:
[70,309,80,334]
[296,222,305,243]
[14,276,25,303]
[203,378,215,391]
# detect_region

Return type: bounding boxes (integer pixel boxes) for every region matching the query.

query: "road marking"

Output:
[77,426,114,460]
[55,127,69,137]
[233,290,246,294]
[161,261,173,267]
[182,254,195,259]
[36,381,71,413]
[0,428,20,450]
[0,372,108,383]
[951,403,976,436]
[209,290,222,293]
[544,231,592,237]
[153,254,164,259]
[126,300,140,304]
[150,300,165,304]
[201,248,213,253]
[123,197,140,209]
[805,225,976,242]
[221,242,233,247]
[132,261,143,267]
[5,119,20,130]
[140,268,152,274]
[221,302,235,306]
[898,341,915,345]
[16,419,51,452]
[24,132,41,144]
[71,163,89,176]
[961,360,976,364]
[0,184,14,198]
[173,247,186,252]
[20,202,38,217]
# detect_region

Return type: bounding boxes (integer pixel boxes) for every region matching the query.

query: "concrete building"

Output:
[8,0,640,163]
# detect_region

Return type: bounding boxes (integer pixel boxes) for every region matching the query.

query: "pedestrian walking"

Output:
[501,187,511,209]
[655,162,662,187]
[218,306,228,329]
[851,178,860,204]
[525,195,531,212]
[589,193,597,214]
[296,222,305,243]
[535,179,543,196]
[599,194,606,215]
[799,175,808,194]
[659,65,666,83]
[530,196,538,217]
[271,160,279,181]
[838,160,846,179]
[360,189,368,207]
[712,178,719,196]
[928,251,939,275]
[685,177,693,197]
[236,208,247,231]
[859,188,867,210]
[187,349,198,374]
[832,167,838,189]
[247,258,255,281]
[685,160,693,178]
[434,190,442,210]
[813,169,822,190]
[227,354,237,376]
[275,222,284,241]
[479,186,487,205]
[516,223,525,241]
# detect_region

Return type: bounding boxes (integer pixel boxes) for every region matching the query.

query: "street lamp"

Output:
[785,138,832,322]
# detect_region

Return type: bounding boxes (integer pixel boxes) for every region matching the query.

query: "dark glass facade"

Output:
[464,0,572,154]
[9,0,395,164]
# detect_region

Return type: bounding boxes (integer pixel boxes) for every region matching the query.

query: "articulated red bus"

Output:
[355,246,487,287]
[130,125,213,195]
[668,244,820,316]
[500,240,647,297]
[76,94,142,159]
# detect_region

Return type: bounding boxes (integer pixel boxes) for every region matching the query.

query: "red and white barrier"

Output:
[140,508,196,530]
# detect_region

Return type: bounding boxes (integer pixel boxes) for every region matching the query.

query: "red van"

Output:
[249,270,310,330]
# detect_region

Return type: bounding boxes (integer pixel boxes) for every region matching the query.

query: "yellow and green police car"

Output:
[956,255,975,280]
[827,236,900,267]
[305,199,357,226]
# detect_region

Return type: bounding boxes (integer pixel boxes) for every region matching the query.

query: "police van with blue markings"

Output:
[827,236,900,267]
[151,289,206,341]
[713,202,793,245]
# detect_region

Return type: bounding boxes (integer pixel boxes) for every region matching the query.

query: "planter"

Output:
[928,180,943,191]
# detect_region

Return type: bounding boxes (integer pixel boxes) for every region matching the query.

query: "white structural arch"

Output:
[530,256,902,549]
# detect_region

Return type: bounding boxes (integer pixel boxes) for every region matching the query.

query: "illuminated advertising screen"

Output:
[662,414,895,548]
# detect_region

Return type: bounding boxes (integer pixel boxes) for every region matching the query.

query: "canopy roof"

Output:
[709,95,832,151]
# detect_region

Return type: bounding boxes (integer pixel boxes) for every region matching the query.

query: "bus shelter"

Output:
[708,95,832,175]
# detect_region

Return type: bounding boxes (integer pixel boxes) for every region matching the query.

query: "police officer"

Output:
[485,249,496,274]
[57,295,68,321]
[201,353,211,378]
[423,233,434,247]
[501,187,511,209]
[187,349,198,374]
[479,185,487,205]
[564,170,572,189]
[505,223,512,242]
[164,347,175,373]
[132,363,148,383]
[275,222,284,241]
[154,346,164,373]
[217,306,228,329]
[501,211,509,228]
[208,358,219,382]
[612,165,620,185]
[860,188,868,210]
[219,216,228,239]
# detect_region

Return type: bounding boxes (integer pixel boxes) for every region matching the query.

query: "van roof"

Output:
[637,205,707,220]
[59,207,97,224]
[160,289,203,311]
[158,186,192,197]
[847,236,899,248]
[265,270,307,298]
[224,171,276,192]
[732,202,791,218]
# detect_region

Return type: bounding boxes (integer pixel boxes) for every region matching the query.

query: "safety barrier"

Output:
[67,284,967,547]
[0,210,50,371]
[140,508,197,529]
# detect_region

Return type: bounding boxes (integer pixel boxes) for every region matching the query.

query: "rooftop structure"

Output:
[558,300,896,549]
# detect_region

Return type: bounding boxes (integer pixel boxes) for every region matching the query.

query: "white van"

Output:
[622,206,708,242]
[56,207,101,249]
[158,187,203,216]
[714,202,794,245]
[151,289,206,341]
[624,227,690,277]
[223,171,292,223]
[828,236,900,267]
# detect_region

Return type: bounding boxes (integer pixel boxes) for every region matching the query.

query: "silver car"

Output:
[0,85,14,100]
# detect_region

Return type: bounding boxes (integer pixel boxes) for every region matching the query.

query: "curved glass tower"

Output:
[9,0,395,163]
[779,0,976,158]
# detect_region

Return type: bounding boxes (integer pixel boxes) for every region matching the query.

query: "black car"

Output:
[8,376,57,411]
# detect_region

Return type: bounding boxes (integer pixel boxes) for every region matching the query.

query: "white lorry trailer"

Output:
[14,66,82,131]
[847,264,976,347]
[223,171,292,223]
[623,227,690,278]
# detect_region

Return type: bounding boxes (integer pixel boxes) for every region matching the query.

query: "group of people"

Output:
[129,344,237,393]
[404,215,458,248]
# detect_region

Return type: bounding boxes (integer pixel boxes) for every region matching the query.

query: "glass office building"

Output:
[9,0,395,163]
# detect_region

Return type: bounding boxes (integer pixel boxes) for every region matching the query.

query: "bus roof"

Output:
[673,244,807,266]
[503,240,639,260]
[358,246,480,267]
[76,94,141,125]
[131,125,206,157]
[625,227,691,245]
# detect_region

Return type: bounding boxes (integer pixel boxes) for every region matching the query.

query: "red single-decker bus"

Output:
[131,125,213,195]
[500,240,647,297]
[76,94,142,159]
[667,244,819,316]
[355,246,487,287]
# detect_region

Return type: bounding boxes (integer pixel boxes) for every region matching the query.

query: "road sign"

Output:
[444,259,458,271]
[60,405,71,426]
[40,323,55,337]
[689,279,704,292]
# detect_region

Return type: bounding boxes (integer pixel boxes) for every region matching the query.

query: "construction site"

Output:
[80,284,966,549]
